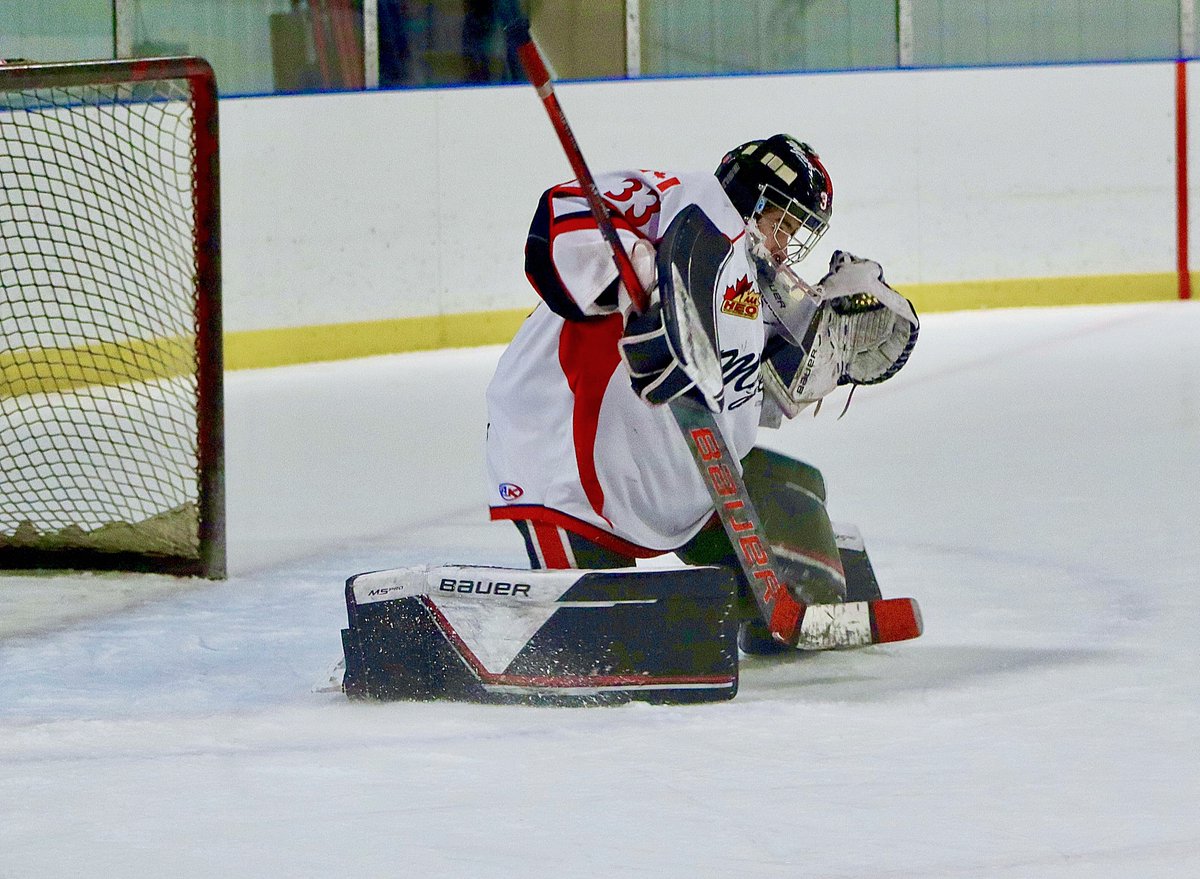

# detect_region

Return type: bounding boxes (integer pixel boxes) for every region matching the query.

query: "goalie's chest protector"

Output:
[486,171,766,554]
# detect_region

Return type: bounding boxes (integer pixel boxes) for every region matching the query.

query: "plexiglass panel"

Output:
[126,0,317,96]
[640,0,898,75]
[0,0,113,63]
[910,0,1180,67]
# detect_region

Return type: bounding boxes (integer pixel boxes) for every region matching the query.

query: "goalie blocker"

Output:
[341,564,739,705]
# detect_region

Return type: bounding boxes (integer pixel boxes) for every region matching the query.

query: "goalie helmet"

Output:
[716,134,833,266]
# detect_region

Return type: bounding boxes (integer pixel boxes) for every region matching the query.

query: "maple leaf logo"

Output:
[721,275,759,319]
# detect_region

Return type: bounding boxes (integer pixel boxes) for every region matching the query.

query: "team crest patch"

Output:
[721,275,759,319]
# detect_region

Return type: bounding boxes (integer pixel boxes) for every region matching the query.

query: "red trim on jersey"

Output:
[557,314,624,522]
[532,522,572,569]
[490,504,664,559]
[552,212,642,237]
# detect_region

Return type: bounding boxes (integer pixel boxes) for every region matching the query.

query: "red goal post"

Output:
[0,57,225,578]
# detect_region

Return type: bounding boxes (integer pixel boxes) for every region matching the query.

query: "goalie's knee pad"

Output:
[741,445,826,502]
[740,447,845,604]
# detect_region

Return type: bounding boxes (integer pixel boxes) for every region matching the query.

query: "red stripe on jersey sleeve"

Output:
[551,211,644,238]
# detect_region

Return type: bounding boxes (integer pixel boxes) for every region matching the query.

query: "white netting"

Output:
[1,74,204,561]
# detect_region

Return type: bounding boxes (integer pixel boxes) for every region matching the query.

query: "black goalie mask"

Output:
[716,134,833,267]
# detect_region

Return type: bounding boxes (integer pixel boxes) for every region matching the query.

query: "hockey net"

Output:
[0,57,225,578]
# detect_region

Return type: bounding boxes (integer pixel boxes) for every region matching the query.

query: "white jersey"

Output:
[486,169,769,554]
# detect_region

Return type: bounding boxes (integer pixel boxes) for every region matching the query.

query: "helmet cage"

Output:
[750,182,829,267]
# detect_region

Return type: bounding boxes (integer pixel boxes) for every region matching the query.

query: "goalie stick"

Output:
[508,20,921,650]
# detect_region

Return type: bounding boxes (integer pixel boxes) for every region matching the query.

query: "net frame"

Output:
[0,57,224,578]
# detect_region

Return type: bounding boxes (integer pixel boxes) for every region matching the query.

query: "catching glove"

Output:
[817,251,919,386]
[760,251,918,424]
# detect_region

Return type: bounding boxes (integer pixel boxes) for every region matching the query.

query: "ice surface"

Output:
[2,302,1198,877]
